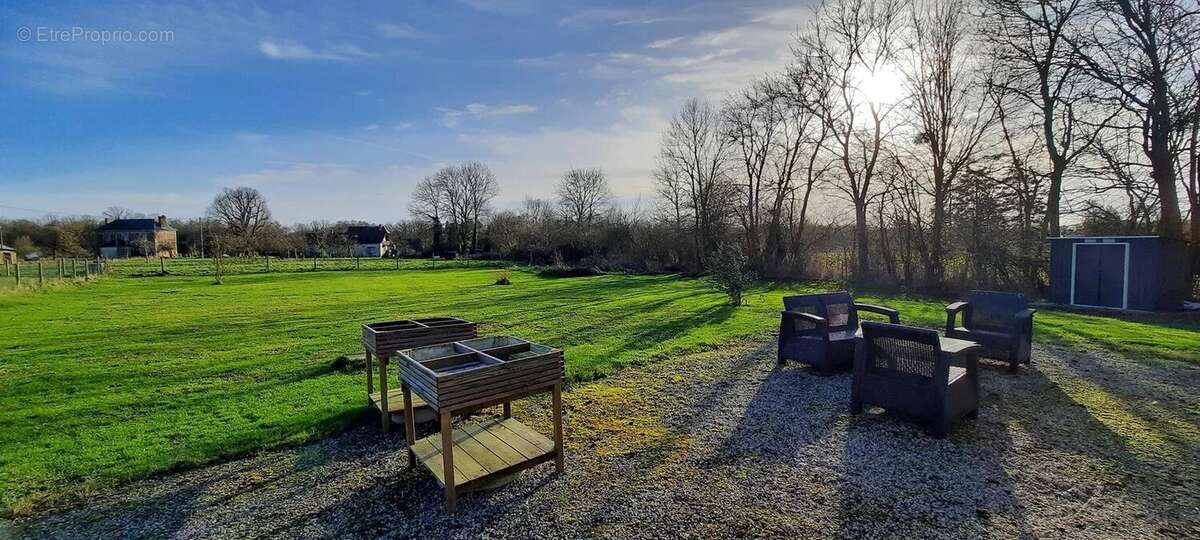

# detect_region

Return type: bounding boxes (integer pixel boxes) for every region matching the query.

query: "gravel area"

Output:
[7,340,1199,539]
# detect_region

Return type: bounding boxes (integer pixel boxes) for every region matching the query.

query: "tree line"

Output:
[4,0,1196,295]
[649,0,1199,291]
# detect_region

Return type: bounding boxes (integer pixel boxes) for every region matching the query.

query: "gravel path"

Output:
[8,340,1199,539]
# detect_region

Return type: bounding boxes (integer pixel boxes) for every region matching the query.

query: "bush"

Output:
[494,269,512,285]
[707,245,755,306]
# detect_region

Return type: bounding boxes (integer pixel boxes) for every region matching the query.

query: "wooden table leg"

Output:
[365,350,373,396]
[403,383,416,468]
[379,354,390,432]
[552,383,564,473]
[502,401,511,419]
[440,410,457,513]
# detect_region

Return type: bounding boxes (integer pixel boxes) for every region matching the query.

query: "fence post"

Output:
[71,258,76,278]
[38,262,44,287]
[313,256,318,271]
[395,255,400,270]
[83,261,89,280]
[15,263,20,286]
[266,256,271,272]
[356,255,360,270]
[160,256,166,274]
[4,261,8,277]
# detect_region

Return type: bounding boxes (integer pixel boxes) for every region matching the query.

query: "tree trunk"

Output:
[853,202,871,280]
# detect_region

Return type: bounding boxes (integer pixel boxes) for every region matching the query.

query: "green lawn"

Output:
[2,267,1198,515]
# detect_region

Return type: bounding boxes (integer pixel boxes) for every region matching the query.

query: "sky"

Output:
[0,0,812,224]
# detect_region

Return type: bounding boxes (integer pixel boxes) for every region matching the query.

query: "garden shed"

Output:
[1048,236,1190,311]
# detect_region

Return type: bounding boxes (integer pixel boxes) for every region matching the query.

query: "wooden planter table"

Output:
[398,336,565,513]
[361,317,477,430]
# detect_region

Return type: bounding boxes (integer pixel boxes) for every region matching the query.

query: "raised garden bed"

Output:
[360,317,477,430]
[398,336,565,513]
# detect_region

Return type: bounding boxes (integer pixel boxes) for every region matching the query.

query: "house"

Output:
[95,215,178,258]
[0,244,15,264]
[345,225,392,257]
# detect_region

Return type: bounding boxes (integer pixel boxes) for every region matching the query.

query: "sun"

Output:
[852,64,907,107]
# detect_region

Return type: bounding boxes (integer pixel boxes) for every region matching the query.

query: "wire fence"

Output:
[0,256,509,290]
[107,256,507,278]
[0,259,107,289]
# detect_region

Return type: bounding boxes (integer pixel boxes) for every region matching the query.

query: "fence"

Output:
[0,259,107,290]
[106,256,507,278]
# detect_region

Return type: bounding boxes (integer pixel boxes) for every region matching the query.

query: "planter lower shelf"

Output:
[411,418,557,492]
[369,388,434,424]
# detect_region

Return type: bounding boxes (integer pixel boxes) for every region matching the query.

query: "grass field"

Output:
[2,267,1198,515]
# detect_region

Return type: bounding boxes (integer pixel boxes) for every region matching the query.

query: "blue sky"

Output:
[0,1,810,224]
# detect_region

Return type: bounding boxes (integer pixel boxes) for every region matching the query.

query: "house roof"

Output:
[96,218,172,232]
[0,244,14,252]
[345,225,388,244]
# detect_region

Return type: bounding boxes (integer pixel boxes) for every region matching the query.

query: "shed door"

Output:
[1072,243,1127,308]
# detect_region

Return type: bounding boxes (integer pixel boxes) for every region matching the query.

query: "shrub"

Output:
[707,245,755,306]
[494,269,512,285]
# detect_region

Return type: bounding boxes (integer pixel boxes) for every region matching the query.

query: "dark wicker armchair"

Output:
[945,290,1035,373]
[778,291,900,372]
[852,322,980,437]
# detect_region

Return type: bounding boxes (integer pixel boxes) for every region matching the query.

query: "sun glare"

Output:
[852,64,907,106]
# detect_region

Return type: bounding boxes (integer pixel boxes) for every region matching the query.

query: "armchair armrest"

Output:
[1013,308,1036,334]
[945,301,968,332]
[781,310,828,335]
[854,303,900,323]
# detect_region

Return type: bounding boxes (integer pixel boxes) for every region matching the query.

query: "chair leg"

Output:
[931,416,950,438]
[966,409,978,419]
[850,399,862,414]
[1007,360,1019,374]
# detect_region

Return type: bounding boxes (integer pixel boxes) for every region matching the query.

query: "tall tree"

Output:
[901,0,997,287]
[207,186,272,254]
[458,161,499,253]
[408,175,446,255]
[656,97,735,271]
[793,0,905,280]
[556,167,611,226]
[982,0,1095,237]
[1068,0,1200,238]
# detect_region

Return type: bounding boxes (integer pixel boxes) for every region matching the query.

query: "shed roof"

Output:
[0,244,14,252]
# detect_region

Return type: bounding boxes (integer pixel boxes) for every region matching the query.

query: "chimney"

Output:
[158,215,168,228]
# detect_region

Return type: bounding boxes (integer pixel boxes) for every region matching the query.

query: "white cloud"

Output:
[457,106,667,202]
[258,39,374,62]
[589,5,808,98]
[374,22,432,40]
[437,103,538,127]
[645,37,683,49]
[455,0,535,14]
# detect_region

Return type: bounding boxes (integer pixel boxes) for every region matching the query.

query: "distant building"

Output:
[345,225,392,257]
[0,244,15,264]
[95,215,178,258]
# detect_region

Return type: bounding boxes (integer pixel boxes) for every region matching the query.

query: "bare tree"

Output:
[408,175,445,255]
[656,97,735,271]
[459,161,499,253]
[102,206,136,222]
[793,0,905,280]
[982,0,1099,237]
[1068,0,1200,238]
[901,0,997,287]
[724,84,777,266]
[556,167,611,226]
[207,186,273,254]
